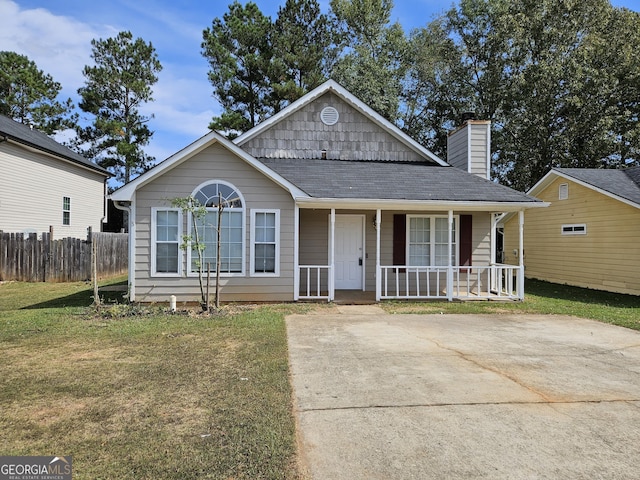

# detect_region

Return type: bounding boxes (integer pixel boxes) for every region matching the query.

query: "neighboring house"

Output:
[502,167,640,296]
[110,80,546,303]
[0,115,110,239]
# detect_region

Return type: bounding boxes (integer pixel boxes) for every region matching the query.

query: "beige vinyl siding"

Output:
[470,212,491,265]
[446,121,490,179]
[504,177,640,295]
[134,142,295,303]
[240,92,428,163]
[447,128,468,171]
[0,141,105,239]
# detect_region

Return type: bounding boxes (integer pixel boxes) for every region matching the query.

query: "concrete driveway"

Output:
[286,306,640,479]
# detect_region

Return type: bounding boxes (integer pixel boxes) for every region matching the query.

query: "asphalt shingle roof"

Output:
[0,115,109,175]
[555,167,640,206]
[260,158,541,203]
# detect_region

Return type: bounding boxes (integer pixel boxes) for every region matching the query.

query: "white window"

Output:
[407,216,458,266]
[187,181,245,276]
[559,183,569,200]
[63,196,71,225]
[561,224,587,235]
[251,210,280,276]
[151,208,182,276]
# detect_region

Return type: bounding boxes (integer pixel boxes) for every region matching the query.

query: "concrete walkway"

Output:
[286,309,640,479]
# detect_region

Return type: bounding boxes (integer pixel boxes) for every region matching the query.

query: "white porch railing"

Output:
[297,264,521,302]
[379,264,522,300]
[380,266,450,299]
[298,265,332,301]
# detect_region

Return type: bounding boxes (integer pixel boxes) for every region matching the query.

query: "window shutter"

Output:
[459,215,473,268]
[393,214,406,266]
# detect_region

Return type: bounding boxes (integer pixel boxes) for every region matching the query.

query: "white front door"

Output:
[334,215,364,290]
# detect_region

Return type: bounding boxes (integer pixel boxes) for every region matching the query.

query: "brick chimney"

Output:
[447,113,491,180]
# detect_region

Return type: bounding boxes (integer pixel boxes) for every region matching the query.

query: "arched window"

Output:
[189,181,245,275]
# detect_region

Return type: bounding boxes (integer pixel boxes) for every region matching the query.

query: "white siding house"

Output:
[0,115,109,239]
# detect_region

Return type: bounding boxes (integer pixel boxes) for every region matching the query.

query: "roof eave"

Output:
[295,197,549,211]
[4,136,110,177]
[529,168,640,210]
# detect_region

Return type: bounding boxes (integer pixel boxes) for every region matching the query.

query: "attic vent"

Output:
[320,106,339,126]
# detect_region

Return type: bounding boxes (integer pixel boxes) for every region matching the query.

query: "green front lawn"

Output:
[381,278,640,330]
[1,276,637,479]
[0,278,309,479]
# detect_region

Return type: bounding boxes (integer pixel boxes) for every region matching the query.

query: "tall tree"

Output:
[0,51,75,135]
[271,0,336,107]
[202,1,273,136]
[405,0,640,191]
[330,0,408,122]
[77,31,162,185]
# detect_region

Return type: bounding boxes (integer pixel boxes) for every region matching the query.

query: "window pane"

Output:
[156,243,178,273]
[434,244,449,266]
[435,218,448,243]
[255,244,276,273]
[408,217,430,266]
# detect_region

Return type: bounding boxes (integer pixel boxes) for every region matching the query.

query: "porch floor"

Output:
[333,290,377,305]
[302,290,519,304]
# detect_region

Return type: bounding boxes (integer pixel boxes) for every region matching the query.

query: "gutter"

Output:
[295,197,550,212]
[112,200,135,301]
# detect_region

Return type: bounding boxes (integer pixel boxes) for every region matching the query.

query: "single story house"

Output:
[502,167,640,296]
[110,80,546,303]
[0,115,110,239]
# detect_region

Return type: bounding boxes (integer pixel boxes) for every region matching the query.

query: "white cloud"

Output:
[1,0,221,157]
[0,0,109,95]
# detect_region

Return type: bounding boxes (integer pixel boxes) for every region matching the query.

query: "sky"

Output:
[2,0,639,165]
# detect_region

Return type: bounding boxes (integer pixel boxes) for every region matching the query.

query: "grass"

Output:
[0,277,311,479]
[0,277,637,479]
[381,278,640,330]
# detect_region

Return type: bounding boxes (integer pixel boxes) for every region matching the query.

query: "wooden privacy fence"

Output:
[0,230,128,282]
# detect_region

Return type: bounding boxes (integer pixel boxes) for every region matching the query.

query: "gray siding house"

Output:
[110,81,546,303]
[0,115,109,239]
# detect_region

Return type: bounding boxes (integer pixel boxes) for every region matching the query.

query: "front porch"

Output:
[294,207,525,302]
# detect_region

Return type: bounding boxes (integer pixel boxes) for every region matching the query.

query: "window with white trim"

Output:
[62,197,71,225]
[251,209,279,276]
[559,183,569,200]
[188,181,245,275]
[407,216,458,266]
[561,224,586,235]
[152,208,182,275]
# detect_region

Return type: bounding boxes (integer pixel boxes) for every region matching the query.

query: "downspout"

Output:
[113,199,135,302]
[100,179,108,228]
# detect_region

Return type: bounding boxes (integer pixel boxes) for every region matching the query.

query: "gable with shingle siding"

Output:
[239,92,428,163]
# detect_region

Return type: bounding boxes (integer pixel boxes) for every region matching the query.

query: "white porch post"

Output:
[293,204,300,301]
[447,209,454,301]
[490,213,498,265]
[330,208,336,301]
[375,209,381,301]
[518,210,525,300]
[490,212,499,292]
